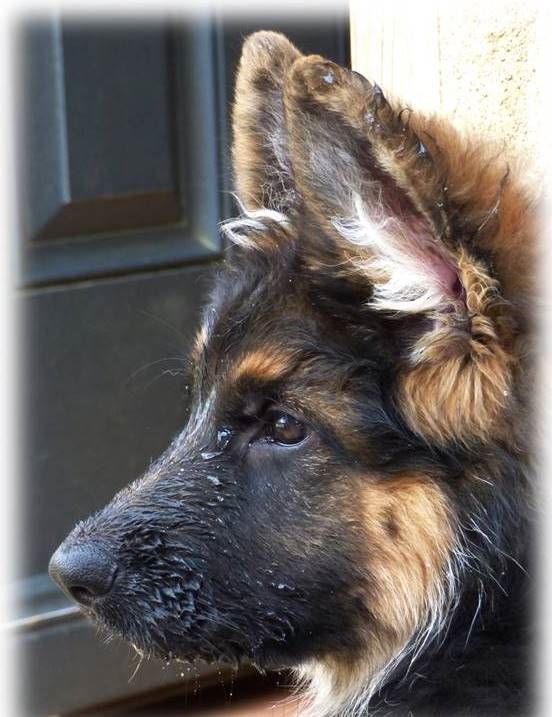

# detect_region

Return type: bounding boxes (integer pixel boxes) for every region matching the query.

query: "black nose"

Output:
[48,542,118,606]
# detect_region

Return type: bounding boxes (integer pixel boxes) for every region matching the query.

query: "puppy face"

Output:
[50,31,534,712]
[57,244,438,669]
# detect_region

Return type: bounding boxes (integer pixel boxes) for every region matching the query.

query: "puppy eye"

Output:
[267,412,308,446]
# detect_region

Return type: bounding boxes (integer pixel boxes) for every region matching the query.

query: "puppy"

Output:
[50,32,537,716]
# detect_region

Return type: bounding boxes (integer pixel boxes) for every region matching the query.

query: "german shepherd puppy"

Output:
[49,32,537,716]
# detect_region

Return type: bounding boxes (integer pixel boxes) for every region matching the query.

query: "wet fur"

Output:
[53,32,537,717]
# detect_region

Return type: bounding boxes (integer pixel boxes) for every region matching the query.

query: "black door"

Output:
[13,13,349,715]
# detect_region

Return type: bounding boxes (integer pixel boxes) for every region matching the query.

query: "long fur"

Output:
[50,32,536,717]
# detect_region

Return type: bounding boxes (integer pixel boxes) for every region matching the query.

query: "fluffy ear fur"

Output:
[231,33,535,445]
[283,56,461,316]
[232,31,301,214]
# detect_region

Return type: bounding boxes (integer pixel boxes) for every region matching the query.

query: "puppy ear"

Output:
[232,31,302,214]
[283,56,462,316]
[282,56,519,445]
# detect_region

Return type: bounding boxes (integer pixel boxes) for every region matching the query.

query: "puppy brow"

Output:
[231,348,295,385]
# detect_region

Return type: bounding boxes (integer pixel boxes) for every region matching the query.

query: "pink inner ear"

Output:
[394,200,463,302]
[334,193,464,314]
[404,211,463,304]
[427,245,464,300]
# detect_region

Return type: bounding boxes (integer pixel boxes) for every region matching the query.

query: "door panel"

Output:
[32,21,180,241]
[19,19,220,285]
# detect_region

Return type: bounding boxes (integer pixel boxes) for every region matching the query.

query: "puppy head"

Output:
[50,32,534,714]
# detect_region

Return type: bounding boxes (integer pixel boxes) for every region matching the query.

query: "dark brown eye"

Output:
[268,412,307,446]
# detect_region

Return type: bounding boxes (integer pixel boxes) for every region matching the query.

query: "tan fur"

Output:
[407,114,538,308]
[398,249,519,444]
[232,348,294,384]
[297,473,456,717]
[249,44,533,445]
[230,32,536,714]
[280,53,537,310]
[362,475,454,632]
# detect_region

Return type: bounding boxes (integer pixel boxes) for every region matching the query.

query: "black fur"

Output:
[54,222,533,715]
[50,32,534,715]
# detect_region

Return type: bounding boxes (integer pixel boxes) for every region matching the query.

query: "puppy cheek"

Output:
[360,474,456,650]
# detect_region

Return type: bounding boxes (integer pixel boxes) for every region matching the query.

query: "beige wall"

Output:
[350,2,540,175]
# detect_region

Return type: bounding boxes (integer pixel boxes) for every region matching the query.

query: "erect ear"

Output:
[281,56,518,445]
[282,55,462,316]
[231,31,301,214]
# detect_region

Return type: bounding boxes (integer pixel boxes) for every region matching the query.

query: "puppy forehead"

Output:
[197,254,310,343]
[191,248,375,412]
[191,278,308,397]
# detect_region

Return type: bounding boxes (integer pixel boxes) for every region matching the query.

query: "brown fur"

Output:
[233,33,536,448]
[47,31,536,717]
[232,32,301,213]
[357,474,456,665]
[232,348,295,384]
[398,249,518,444]
[229,38,535,713]
[295,473,456,716]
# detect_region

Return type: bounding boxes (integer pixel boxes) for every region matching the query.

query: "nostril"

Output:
[68,574,117,606]
[66,565,119,604]
[69,585,97,606]
[48,542,118,606]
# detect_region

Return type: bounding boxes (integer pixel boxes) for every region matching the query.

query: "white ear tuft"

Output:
[220,194,291,248]
[332,194,461,314]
